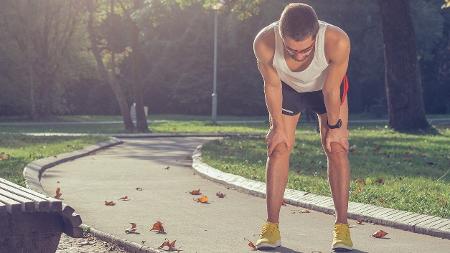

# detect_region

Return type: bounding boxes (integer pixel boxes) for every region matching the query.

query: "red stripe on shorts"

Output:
[341,75,349,105]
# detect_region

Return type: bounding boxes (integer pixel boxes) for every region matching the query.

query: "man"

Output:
[253,3,352,251]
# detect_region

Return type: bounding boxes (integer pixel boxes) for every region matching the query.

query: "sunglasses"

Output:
[283,37,316,57]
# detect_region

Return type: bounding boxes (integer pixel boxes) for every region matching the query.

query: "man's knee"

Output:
[323,142,348,158]
[269,142,293,158]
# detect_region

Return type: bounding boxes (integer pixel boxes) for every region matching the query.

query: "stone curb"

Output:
[191,143,450,240]
[23,137,124,195]
[80,224,164,253]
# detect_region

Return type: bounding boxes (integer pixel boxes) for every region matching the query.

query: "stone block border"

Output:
[23,137,124,195]
[192,143,450,240]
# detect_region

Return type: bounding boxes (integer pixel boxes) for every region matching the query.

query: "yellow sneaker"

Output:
[332,223,353,251]
[255,221,281,249]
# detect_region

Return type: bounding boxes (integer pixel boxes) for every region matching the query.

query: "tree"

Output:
[1,0,82,119]
[84,0,135,132]
[378,0,431,131]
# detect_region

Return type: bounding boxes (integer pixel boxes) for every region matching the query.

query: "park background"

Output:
[0,0,449,228]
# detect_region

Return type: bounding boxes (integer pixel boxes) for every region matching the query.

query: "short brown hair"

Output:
[279,3,319,41]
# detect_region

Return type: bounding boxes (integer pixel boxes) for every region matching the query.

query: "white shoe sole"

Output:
[256,240,281,249]
[332,243,353,251]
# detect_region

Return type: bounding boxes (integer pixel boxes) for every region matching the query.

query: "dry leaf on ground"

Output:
[216,192,226,198]
[0,152,10,160]
[150,221,166,234]
[105,201,116,206]
[189,189,202,195]
[244,238,256,251]
[125,223,140,234]
[193,195,209,203]
[158,239,182,252]
[372,230,388,238]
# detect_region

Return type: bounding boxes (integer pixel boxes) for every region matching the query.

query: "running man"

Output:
[253,3,352,251]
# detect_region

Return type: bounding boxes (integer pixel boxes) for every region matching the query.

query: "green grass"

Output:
[0,113,448,123]
[0,114,269,122]
[0,134,108,187]
[201,128,450,218]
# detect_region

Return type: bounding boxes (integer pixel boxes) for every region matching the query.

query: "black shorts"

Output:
[281,77,349,116]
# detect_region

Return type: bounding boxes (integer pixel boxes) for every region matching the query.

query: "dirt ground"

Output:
[56,233,129,253]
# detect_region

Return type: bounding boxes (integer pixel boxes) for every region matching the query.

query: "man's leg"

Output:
[266,112,300,223]
[317,98,350,224]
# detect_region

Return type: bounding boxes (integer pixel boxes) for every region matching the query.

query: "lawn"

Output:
[201,127,450,218]
[0,134,108,187]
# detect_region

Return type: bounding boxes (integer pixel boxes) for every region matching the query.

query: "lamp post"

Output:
[211,2,223,124]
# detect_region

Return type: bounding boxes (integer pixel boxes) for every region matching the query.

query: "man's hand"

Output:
[266,127,290,157]
[325,128,349,153]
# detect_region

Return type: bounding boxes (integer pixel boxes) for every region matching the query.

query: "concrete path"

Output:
[40,137,450,253]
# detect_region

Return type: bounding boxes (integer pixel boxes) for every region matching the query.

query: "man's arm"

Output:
[322,27,351,126]
[253,28,284,129]
[254,27,291,156]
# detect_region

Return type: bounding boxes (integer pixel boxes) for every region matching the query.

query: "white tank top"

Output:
[272,20,329,93]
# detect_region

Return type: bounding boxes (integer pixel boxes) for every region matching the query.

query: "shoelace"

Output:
[260,224,277,236]
[334,226,350,240]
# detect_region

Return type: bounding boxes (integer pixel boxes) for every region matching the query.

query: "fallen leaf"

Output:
[216,192,226,198]
[54,187,62,199]
[190,189,202,195]
[125,223,140,234]
[158,238,182,252]
[0,152,10,160]
[372,230,388,238]
[355,178,366,185]
[119,196,129,201]
[244,238,257,251]
[150,221,166,234]
[375,178,385,185]
[104,201,116,206]
[194,195,209,203]
[136,187,143,191]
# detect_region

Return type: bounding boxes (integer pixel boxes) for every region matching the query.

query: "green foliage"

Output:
[0,0,449,116]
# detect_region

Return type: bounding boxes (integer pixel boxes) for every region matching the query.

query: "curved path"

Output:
[40,137,450,253]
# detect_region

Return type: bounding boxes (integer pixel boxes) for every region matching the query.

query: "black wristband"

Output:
[327,119,342,129]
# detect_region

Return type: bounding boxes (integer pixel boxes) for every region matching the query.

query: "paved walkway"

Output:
[40,137,450,253]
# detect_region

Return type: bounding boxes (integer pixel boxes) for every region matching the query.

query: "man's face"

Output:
[282,35,315,62]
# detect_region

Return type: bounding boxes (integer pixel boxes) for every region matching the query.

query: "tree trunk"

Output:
[86,0,134,132]
[378,0,430,131]
[27,58,38,120]
[130,1,149,133]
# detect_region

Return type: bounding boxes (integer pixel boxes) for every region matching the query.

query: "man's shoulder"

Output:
[253,22,277,64]
[324,24,350,63]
